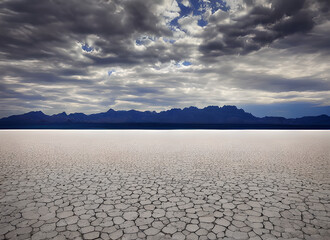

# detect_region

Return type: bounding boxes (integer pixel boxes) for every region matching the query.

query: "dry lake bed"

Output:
[0,130,329,240]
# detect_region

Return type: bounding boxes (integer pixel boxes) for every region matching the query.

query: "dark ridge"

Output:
[0,105,329,129]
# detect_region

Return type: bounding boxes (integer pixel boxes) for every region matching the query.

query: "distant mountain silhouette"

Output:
[1,105,329,129]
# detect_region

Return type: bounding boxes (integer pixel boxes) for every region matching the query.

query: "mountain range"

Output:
[1,105,329,129]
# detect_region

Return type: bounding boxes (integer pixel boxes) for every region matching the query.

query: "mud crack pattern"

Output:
[0,130,329,240]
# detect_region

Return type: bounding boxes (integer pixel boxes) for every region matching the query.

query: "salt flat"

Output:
[0,130,329,240]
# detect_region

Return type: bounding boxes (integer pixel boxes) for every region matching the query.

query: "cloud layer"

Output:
[0,0,329,117]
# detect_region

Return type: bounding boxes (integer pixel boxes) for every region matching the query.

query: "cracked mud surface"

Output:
[0,130,329,240]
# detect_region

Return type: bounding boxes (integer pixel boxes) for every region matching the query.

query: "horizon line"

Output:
[2,104,329,120]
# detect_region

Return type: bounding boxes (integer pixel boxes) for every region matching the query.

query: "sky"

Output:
[0,0,329,118]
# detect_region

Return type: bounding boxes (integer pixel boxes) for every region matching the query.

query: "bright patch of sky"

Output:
[136,0,229,46]
[108,70,115,76]
[81,43,93,52]
[172,0,230,28]
[163,38,176,44]
[174,60,193,68]
[136,36,157,46]
[182,61,192,66]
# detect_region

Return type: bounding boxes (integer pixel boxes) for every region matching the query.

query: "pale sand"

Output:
[0,130,329,239]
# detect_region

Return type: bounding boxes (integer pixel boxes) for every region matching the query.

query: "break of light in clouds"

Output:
[0,0,329,118]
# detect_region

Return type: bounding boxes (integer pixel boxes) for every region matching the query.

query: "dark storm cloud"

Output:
[0,84,47,101]
[199,0,329,58]
[231,74,330,92]
[0,65,92,85]
[0,0,171,63]
[189,62,330,92]
[272,21,330,55]
[1,0,327,70]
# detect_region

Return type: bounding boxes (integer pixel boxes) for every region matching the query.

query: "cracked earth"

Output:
[0,130,329,240]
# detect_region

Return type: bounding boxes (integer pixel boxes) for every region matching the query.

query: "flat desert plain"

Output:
[0,130,329,240]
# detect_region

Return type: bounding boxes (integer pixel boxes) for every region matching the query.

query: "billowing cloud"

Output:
[0,0,329,118]
[199,0,329,58]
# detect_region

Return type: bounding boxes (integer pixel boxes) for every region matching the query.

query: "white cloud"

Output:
[181,0,190,7]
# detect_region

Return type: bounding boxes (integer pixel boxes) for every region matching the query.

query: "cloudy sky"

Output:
[0,0,329,118]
